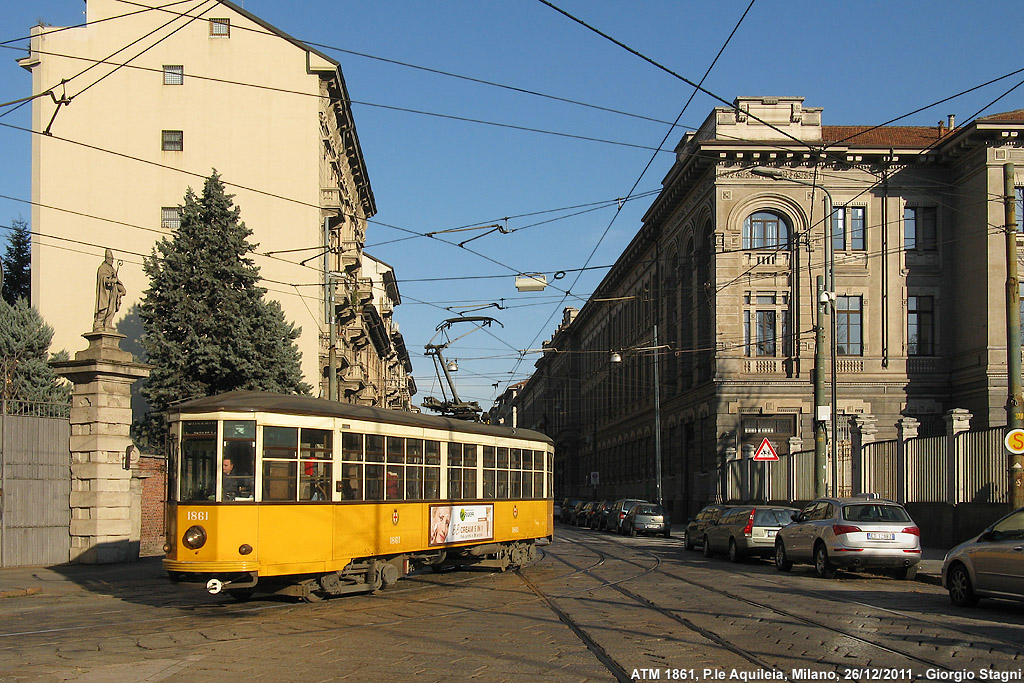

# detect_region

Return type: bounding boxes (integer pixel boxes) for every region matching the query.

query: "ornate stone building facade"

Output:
[516,97,1024,516]
[21,0,413,406]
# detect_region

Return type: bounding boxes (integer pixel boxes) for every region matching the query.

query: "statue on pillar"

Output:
[93,249,126,332]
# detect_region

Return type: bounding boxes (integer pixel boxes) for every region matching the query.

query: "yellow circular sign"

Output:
[1004,428,1024,455]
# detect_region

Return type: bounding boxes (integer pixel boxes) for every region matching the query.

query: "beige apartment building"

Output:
[516,97,1024,516]
[20,0,411,404]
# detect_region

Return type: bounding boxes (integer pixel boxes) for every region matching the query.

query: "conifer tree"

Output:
[137,171,310,447]
[0,297,70,404]
[2,217,31,305]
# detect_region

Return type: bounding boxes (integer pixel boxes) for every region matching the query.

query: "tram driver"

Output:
[222,455,254,501]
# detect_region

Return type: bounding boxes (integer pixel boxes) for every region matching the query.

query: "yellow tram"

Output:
[163,391,554,600]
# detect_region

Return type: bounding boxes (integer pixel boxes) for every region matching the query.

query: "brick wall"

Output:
[137,455,167,556]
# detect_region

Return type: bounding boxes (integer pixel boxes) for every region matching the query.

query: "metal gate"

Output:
[0,401,71,567]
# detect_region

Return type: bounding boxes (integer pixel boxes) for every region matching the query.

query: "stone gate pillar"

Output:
[54,332,151,564]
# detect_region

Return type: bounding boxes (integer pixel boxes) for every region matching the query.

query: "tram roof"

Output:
[169,391,553,444]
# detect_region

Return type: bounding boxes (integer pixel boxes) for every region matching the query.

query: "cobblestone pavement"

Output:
[0,528,1020,682]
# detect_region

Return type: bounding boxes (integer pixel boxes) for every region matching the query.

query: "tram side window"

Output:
[546,450,553,500]
[463,444,478,499]
[223,421,255,501]
[424,440,441,499]
[386,436,405,501]
[521,449,533,498]
[533,450,544,499]
[340,432,363,501]
[262,426,297,502]
[483,446,496,498]
[448,442,463,499]
[496,447,509,499]
[364,434,384,501]
[510,448,522,498]
[406,438,423,500]
[180,420,217,502]
[300,428,332,501]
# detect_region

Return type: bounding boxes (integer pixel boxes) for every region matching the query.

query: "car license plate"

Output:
[867,532,894,540]
[646,524,658,529]
[765,529,777,537]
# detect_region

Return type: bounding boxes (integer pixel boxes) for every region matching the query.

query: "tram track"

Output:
[553,528,1024,675]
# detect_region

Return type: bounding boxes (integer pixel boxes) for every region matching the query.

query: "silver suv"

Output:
[774,494,921,580]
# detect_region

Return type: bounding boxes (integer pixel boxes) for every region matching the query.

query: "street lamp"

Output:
[751,167,836,496]
[611,324,666,506]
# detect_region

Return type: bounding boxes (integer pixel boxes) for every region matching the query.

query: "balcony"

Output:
[321,187,341,210]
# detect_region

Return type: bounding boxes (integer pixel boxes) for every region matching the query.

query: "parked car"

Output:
[942,506,1024,606]
[553,500,562,522]
[774,494,921,579]
[684,504,734,551]
[621,502,671,537]
[589,500,613,530]
[608,498,649,534]
[703,505,800,562]
[573,501,595,527]
[577,501,598,528]
[560,498,582,524]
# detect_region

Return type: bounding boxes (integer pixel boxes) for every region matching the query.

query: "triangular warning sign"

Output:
[752,437,779,461]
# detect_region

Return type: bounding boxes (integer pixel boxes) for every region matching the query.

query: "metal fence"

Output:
[0,400,71,567]
[721,425,1010,506]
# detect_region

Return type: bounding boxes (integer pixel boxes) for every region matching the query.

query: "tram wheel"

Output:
[227,588,255,602]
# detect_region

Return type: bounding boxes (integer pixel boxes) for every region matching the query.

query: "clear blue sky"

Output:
[3,1,1023,409]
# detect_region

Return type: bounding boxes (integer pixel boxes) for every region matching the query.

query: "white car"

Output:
[942,506,1024,606]
[774,494,921,579]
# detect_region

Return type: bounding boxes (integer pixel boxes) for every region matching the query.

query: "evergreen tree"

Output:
[2,217,31,305]
[137,171,311,447]
[0,297,71,404]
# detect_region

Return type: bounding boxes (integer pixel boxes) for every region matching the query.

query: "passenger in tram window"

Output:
[342,465,361,501]
[222,456,253,501]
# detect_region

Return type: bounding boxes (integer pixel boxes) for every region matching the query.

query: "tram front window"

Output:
[222,421,255,501]
[180,420,217,502]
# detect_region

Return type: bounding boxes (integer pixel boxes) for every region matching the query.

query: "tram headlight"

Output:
[182,525,207,550]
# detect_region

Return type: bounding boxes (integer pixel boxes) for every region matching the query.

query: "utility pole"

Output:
[324,217,338,402]
[814,275,827,497]
[653,324,663,507]
[1004,163,1024,508]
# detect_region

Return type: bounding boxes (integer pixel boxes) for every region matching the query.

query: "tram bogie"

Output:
[162,392,554,601]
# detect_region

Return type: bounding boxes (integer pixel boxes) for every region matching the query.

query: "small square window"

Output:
[161,130,183,151]
[163,65,184,85]
[161,207,181,230]
[210,18,230,37]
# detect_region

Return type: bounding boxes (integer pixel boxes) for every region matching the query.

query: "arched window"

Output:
[742,211,790,249]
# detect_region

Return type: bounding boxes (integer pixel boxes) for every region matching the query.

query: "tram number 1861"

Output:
[187,511,209,521]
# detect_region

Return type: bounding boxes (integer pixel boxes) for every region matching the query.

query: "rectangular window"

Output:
[160,207,180,230]
[209,18,230,37]
[162,65,184,85]
[904,206,937,251]
[908,295,934,356]
[836,296,863,356]
[832,209,846,251]
[849,207,865,250]
[755,310,776,356]
[161,130,183,151]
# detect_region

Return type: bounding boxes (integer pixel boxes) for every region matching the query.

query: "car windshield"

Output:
[842,504,911,523]
[754,508,796,525]
[636,505,663,516]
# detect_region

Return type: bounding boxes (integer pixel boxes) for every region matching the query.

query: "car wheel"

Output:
[663,528,671,539]
[728,538,742,563]
[814,543,837,579]
[774,542,792,571]
[948,563,979,607]
[702,536,712,558]
[630,523,637,537]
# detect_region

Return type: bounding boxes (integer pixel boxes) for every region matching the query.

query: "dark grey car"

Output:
[685,504,733,551]
[608,498,649,534]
